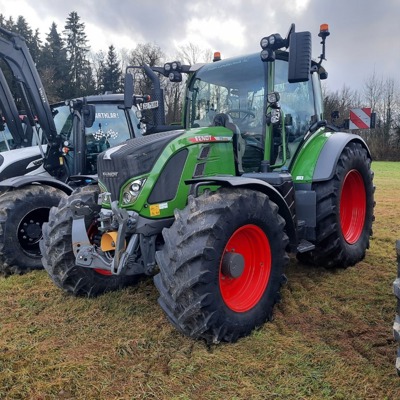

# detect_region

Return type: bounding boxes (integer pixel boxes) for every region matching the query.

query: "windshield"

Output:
[54,102,140,174]
[188,53,266,134]
[52,102,141,144]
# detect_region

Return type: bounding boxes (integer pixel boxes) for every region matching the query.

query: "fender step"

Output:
[297,239,315,253]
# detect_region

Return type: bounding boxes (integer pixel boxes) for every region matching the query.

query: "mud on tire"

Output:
[154,188,288,344]
[297,141,375,269]
[0,185,67,275]
[40,185,139,297]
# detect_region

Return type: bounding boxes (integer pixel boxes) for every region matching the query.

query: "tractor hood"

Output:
[0,144,47,181]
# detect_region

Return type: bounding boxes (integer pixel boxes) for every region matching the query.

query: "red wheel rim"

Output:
[87,222,112,276]
[219,224,271,312]
[340,169,366,244]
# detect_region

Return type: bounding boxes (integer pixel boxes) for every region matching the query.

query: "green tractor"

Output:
[40,24,375,343]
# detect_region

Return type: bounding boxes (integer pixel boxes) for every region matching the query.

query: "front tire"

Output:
[40,185,139,297]
[0,185,67,275]
[297,142,375,268]
[154,188,288,344]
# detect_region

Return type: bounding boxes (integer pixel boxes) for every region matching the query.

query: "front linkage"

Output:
[71,194,165,277]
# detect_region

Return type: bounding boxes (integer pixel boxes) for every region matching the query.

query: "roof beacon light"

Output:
[318,23,330,66]
[213,52,221,62]
[319,24,330,36]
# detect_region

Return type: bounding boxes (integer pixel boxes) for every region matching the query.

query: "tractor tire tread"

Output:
[0,185,66,275]
[154,188,288,344]
[40,185,138,297]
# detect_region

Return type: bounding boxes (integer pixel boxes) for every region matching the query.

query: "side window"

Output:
[53,104,74,140]
[274,59,316,159]
[0,128,13,151]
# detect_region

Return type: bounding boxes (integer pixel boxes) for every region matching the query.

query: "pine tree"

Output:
[39,22,69,102]
[102,45,122,93]
[63,11,92,97]
[15,16,41,62]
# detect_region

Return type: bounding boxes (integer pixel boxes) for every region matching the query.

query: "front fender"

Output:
[186,175,297,252]
[0,175,73,194]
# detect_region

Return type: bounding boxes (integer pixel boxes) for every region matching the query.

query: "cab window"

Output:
[274,59,316,158]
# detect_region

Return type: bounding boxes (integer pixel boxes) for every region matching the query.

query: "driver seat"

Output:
[212,113,246,174]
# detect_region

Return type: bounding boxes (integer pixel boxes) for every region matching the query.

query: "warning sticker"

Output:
[150,204,160,216]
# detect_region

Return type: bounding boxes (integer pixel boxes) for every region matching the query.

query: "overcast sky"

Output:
[0,0,398,95]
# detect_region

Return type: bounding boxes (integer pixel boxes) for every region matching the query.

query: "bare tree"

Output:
[128,42,165,95]
[323,83,360,128]
[360,72,400,160]
[177,42,213,65]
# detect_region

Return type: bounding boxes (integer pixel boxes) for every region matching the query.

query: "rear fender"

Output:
[313,132,371,182]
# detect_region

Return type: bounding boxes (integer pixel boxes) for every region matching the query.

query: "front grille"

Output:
[98,129,184,200]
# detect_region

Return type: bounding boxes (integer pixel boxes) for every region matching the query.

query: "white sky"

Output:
[0,0,398,93]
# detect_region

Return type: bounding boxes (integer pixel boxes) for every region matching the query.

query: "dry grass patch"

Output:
[0,161,399,399]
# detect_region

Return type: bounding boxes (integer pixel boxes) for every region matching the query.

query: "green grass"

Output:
[0,161,399,399]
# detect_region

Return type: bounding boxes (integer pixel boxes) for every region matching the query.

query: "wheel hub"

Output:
[221,251,245,278]
[22,221,42,241]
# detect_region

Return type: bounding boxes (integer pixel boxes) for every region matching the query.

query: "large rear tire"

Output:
[297,142,374,268]
[0,185,67,275]
[154,188,288,344]
[394,240,400,376]
[40,185,139,297]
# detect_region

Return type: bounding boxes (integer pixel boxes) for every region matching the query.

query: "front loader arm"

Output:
[0,27,58,145]
[0,68,26,147]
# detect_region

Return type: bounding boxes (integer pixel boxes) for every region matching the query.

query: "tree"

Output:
[89,50,106,94]
[129,42,165,95]
[323,84,360,128]
[177,42,213,65]
[63,11,92,98]
[15,16,41,62]
[102,45,122,93]
[39,22,69,102]
[162,42,213,124]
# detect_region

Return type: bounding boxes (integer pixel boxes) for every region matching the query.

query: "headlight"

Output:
[98,183,111,205]
[121,178,146,205]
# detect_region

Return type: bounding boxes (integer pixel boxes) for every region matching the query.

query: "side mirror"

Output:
[83,104,96,128]
[124,73,134,109]
[288,31,311,83]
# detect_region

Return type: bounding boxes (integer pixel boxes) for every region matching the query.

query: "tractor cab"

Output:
[184,39,324,174]
[51,94,144,177]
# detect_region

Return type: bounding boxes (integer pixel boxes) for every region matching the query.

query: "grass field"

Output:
[0,161,399,399]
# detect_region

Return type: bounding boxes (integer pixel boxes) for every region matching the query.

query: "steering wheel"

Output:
[226,109,256,124]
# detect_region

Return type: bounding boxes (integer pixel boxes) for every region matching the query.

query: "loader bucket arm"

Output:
[0,67,26,147]
[0,27,58,145]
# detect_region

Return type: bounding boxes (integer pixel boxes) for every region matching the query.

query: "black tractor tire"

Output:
[394,240,400,376]
[297,142,374,269]
[0,185,67,275]
[40,185,139,297]
[154,188,288,344]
